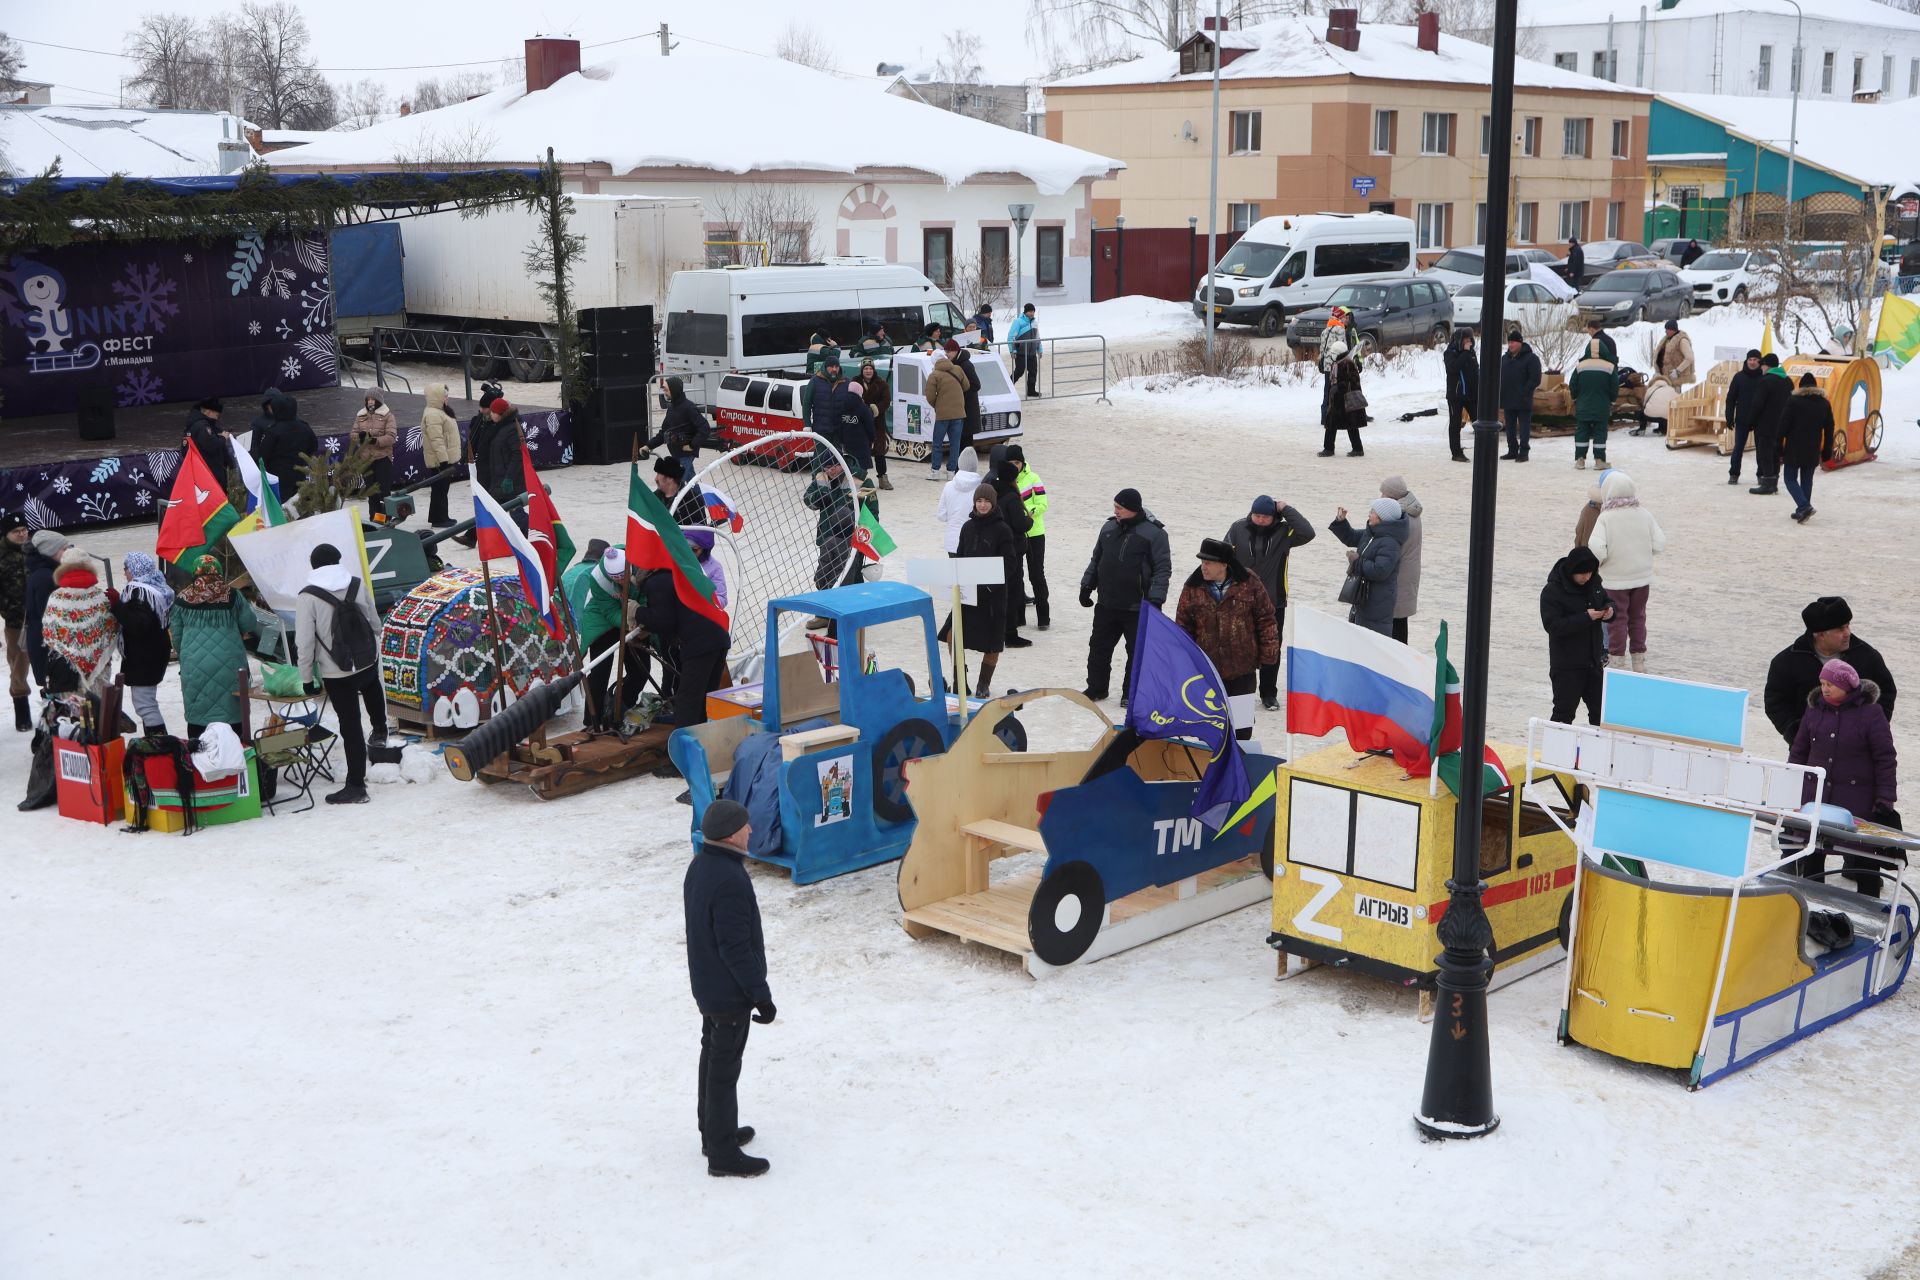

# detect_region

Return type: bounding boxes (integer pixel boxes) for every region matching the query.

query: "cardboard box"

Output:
[54,737,125,825]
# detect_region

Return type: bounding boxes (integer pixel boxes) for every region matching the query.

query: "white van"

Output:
[661,263,968,407]
[1193,212,1417,337]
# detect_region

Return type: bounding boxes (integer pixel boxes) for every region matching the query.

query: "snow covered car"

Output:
[1450,279,1577,336]
[1419,246,1531,295]
[1574,267,1692,327]
[1799,249,1894,296]
[1680,248,1783,307]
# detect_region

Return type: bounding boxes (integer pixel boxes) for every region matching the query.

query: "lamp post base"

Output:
[1414,878,1499,1140]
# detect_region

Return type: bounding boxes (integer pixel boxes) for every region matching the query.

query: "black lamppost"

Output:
[1415,0,1518,1141]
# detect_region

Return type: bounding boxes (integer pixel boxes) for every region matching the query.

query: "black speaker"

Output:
[580,305,656,385]
[76,385,117,441]
[574,306,655,465]
[572,382,652,465]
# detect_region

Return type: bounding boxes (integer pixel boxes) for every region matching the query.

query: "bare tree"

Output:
[390,121,501,169]
[227,1,336,129]
[705,183,820,265]
[335,77,390,129]
[933,32,985,85]
[124,15,216,110]
[774,21,839,73]
[949,250,1012,315]
[1027,0,1293,72]
[409,70,498,113]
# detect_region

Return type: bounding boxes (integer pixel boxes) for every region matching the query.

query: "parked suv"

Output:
[1679,248,1781,307]
[1421,246,1530,294]
[1575,268,1692,327]
[1287,277,1453,356]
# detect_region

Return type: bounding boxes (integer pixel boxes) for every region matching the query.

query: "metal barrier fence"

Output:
[370,326,561,400]
[986,333,1111,404]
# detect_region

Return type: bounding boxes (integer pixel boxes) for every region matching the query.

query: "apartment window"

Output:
[776,226,809,263]
[1822,51,1835,95]
[1035,226,1063,288]
[1480,114,1492,156]
[1611,119,1630,159]
[704,224,739,268]
[1853,55,1865,94]
[1606,201,1624,238]
[1420,112,1455,155]
[1475,202,1488,243]
[1558,200,1589,241]
[1228,203,1261,232]
[1416,202,1447,250]
[1373,109,1397,154]
[1518,202,1538,242]
[1757,45,1773,92]
[1229,110,1262,154]
[923,227,953,288]
[981,226,1010,287]
[1553,52,1576,71]
[1562,117,1592,158]
[1522,116,1542,157]
[1591,50,1617,82]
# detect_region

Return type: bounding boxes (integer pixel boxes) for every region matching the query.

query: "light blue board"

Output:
[1602,670,1749,748]
[1592,787,1752,878]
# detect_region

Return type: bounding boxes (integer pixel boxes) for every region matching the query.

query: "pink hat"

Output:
[1820,658,1859,692]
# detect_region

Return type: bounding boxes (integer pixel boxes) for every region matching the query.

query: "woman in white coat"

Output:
[1587,470,1666,671]
[935,447,983,555]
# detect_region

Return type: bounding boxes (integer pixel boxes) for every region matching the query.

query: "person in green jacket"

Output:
[170,554,260,739]
[1567,339,1617,470]
[564,545,644,732]
[1008,444,1051,630]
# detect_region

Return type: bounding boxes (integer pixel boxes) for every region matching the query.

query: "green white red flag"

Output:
[624,463,729,631]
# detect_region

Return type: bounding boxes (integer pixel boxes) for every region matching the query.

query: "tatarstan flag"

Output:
[625,463,729,631]
[519,435,574,582]
[157,441,240,565]
[852,499,895,562]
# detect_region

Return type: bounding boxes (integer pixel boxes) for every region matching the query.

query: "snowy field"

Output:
[6,297,1920,1278]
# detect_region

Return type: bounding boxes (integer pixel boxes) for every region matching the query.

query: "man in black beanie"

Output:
[1763,596,1898,744]
[683,798,775,1178]
[1078,487,1171,706]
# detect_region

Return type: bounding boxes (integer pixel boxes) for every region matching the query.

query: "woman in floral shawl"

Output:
[40,547,118,695]
[170,554,259,737]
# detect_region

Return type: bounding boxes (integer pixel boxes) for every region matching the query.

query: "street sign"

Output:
[1352,176,1377,197]
[1007,203,1035,231]
[1901,197,1919,219]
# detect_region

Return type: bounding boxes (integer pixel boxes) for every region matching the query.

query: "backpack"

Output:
[302,579,377,672]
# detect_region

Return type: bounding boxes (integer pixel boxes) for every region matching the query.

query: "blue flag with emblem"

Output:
[1124,601,1251,830]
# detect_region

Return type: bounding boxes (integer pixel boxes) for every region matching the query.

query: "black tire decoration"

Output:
[1557,892,1575,953]
[871,717,946,824]
[992,715,1027,753]
[1028,861,1106,966]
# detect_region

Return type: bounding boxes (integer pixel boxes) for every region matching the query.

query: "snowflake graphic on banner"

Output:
[117,368,165,406]
[296,333,337,377]
[51,476,72,495]
[280,356,303,380]
[182,252,194,263]
[247,320,262,337]
[135,490,152,509]
[112,262,181,332]
[275,319,291,339]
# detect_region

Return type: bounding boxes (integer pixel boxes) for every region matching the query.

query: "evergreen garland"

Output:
[522,149,587,400]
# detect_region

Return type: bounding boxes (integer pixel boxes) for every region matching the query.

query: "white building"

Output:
[0,104,253,178]
[264,38,1122,304]
[1519,0,1920,101]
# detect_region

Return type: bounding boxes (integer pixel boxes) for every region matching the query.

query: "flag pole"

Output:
[475,551,514,721]
[611,444,642,735]
[951,585,969,724]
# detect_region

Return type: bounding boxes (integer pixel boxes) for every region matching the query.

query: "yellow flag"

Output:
[1759,318,1774,357]
[1872,291,1920,370]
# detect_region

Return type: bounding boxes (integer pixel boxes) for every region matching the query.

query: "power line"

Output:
[9,29,654,75]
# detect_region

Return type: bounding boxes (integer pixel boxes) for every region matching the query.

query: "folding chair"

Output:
[244,670,337,815]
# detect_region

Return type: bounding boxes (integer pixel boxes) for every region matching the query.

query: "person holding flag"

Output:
[563,547,644,733]
[626,462,731,736]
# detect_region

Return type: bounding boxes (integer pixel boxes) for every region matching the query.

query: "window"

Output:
[1228,202,1262,232]
[1822,51,1835,95]
[1480,114,1492,156]
[1757,44,1773,92]
[1312,240,1413,278]
[1911,58,1919,98]
[1853,55,1864,94]
[922,228,953,288]
[1420,111,1455,155]
[1416,202,1447,250]
[1475,201,1488,242]
[1590,50,1617,81]
[743,380,768,409]
[1372,108,1397,154]
[1562,117,1591,158]
[1611,119,1630,159]
[1230,109,1262,154]
[1884,54,1894,94]
[1036,226,1064,288]
[1285,779,1422,891]
[1558,200,1589,241]
[664,311,727,357]
[1606,201,1624,238]
[981,227,1010,287]
[1478,788,1516,875]
[1522,116,1542,156]
[775,226,808,263]
[768,385,794,413]
[704,225,739,269]
[862,305,924,343]
[1553,52,1576,71]
[742,308,862,358]
[1387,284,1413,311]
[1517,201,1538,242]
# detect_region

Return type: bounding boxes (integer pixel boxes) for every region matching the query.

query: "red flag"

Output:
[518,436,566,587]
[156,442,239,565]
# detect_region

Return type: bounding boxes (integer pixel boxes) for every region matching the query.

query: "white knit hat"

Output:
[1369,497,1403,522]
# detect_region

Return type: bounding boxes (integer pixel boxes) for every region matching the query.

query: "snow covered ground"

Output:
[6,297,1920,1278]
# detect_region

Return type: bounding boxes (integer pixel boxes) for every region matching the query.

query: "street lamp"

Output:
[1008,202,1034,315]
[1783,0,1803,240]
[1415,0,1518,1142]
[1204,0,1222,374]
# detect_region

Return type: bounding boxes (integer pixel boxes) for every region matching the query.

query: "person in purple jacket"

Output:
[1789,658,1900,897]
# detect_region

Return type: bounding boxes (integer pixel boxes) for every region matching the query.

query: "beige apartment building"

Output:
[1048,12,1652,257]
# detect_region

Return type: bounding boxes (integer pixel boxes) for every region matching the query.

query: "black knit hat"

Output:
[1802,596,1852,632]
[0,511,27,535]
[702,798,750,842]
[1114,487,1142,512]
[654,456,683,479]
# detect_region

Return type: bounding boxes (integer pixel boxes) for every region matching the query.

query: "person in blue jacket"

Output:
[969,303,995,344]
[1008,303,1040,395]
[684,798,776,1178]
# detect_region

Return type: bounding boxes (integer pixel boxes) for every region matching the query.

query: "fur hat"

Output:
[654,456,683,479]
[702,798,750,842]
[1113,487,1142,513]
[1369,497,1403,522]
[1802,597,1852,632]
[57,546,91,572]
[1197,537,1237,564]
[1820,658,1860,692]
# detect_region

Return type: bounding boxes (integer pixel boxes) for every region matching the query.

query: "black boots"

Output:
[708,1151,770,1178]
[12,696,28,732]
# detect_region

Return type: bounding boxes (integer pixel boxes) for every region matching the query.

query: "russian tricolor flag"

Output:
[470,465,562,639]
[702,485,745,532]
[1287,606,1437,773]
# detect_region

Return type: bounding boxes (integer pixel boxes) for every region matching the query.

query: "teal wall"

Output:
[1648,100,1863,202]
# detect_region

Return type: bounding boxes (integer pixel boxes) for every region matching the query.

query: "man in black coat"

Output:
[635,562,731,733]
[1540,546,1614,725]
[1566,237,1586,286]
[1747,353,1794,495]
[1764,596,1898,745]
[1226,495,1316,709]
[250,392,318,497]
[1497,332,1541,461]
[1723,350,1769,486]
[683,798,774,1178]
[648,375,710,482]
[1079,487,1172,705]
[1442,329,1478,462]
[182,398,233,487]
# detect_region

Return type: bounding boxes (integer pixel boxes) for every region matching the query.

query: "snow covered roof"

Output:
[1661,92,1920,194]
[264,46,1120,195]
[0,105,248,179]
[1520,0,1920,32]
[1048,16,1641,94]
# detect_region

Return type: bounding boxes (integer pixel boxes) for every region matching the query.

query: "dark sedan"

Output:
[1554,239,1655,286]
[1286,278,1452,356]
[1574,268,1693,327]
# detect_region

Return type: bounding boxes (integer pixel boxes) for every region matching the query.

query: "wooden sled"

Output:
[475,723,674,800]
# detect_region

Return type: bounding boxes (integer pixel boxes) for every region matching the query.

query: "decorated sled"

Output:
[667,581,1023,884]
[1533,670,1914,1088]
[898,689,1278,977]
[887,349,1023,461]
[379,566,574,737]
[1663,359,1741,451]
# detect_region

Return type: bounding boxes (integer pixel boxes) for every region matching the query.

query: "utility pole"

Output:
[1782,0,1803,241]
[658,23,676,56]
[1204,0,1222,375]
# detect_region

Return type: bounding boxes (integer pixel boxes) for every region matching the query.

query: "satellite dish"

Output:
[1180,120,1197,142]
